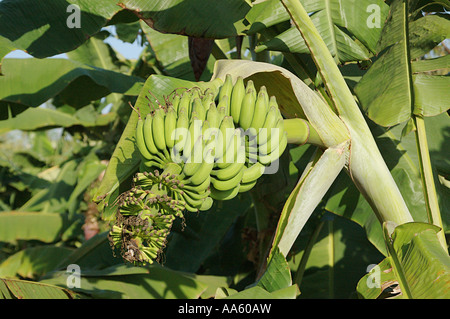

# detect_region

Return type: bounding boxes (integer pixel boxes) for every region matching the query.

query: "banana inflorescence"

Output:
[109,75,287,265]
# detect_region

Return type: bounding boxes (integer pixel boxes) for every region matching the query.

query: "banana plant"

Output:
[92,0,448,291]
[1,0,448,299]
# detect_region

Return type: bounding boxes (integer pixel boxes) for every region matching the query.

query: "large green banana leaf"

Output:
[0,0,251,72]
[357,222,450,299]
[0,58,143,119]
[249,0,389,63]
[0,277,81,299]
[0,212,66,244]
[163,195,252,273]
[119,0,250,38]
[0,105,116,134]
[0,0,121,72]
[0,246,73,280]
[355,0,450,127]
[18,157,105,215]
[40,263,209,299]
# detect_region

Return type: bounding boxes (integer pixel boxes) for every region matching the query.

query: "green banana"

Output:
[210,164,244,191]
[182,188,210,201]
[215,127,241,169]
[173,107,189,156]
[181,189,210,212]
[211,144,245,181]
[182,175,211,193]
[142,160,164,170]
[190,88,201,101]
[230,76,245,125]
[242,162,265,184]
[259,86,269,106]
[238,180,257,193]
[202,92,215,111]
[258,131,288,165]
[171,94,181,114]
[206,103,220,131]
[183,134,203,176]
[112,78,298,267]
[143,114,160,156]
[210,183,240,201]
[257,105,279,146]
[182,116,202,162]
[214,116,235,163]
[152,108,167,152]
[202,120,220,162]
[188,147,214,185]
[217,95,229,117]
[192,98,206,122]
[178,91,191,116]
[201,120,211,140]
[218,105,228,123]
[246,151,259,165]
[199,196,213,211]
[250,89,269,133]
[218,74,233,114]
[239,88,256,131]
[164,106,177,149]
[259,117,284,156]
[136,116,156,160]
[184,202,200,213]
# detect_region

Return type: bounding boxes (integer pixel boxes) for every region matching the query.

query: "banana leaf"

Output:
[0,0,251,72]
[0,277,81,299]
[0,0,121,72]
[357,222,450,299]
[0,58,143,111]
[40,263,209,299]
[0,212,67,244]
[0,246,74,280]
[355,2,450,127]
[250,0,389,63]
[118,0,251,39]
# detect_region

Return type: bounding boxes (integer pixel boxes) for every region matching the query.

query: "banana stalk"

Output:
[283,118,324,148]
[279,0,414,228]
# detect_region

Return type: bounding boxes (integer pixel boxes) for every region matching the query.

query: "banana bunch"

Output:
[114,75,288,264]
[134,75,287,203]
[108,182,179,265]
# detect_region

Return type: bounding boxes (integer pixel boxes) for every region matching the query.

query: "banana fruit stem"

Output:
[283,118,325,148]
